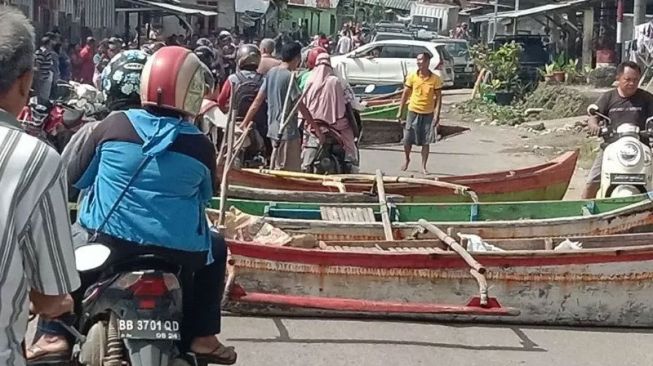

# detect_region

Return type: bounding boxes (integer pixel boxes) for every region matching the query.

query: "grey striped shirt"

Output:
[0,110,80,365]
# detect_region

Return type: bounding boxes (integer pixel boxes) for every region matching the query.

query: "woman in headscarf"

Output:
[302,53,359,172]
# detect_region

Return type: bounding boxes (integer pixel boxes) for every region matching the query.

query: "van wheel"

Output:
[78,321,106,366]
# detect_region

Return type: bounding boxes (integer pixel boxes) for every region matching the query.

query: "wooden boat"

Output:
[360,118,469,145]
[353,83,403,96]
[209,196,653,240]
[361,103,402,119]
[218,194,652,223]
[220,231,653,327]
[227,150,580,203]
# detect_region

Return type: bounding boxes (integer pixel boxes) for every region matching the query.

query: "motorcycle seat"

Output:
[111,254,182,275]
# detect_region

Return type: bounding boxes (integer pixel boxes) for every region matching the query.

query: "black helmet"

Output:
[100,50,149,110]
[236,44,261,70]
[196,37,213,48]
[194,45,216,69]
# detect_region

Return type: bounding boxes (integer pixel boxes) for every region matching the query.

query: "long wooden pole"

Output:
[418,219,486,274]
[269,71,296,170]
[217,85,239,227]
[247,168,475,199]
[375,170,393,241]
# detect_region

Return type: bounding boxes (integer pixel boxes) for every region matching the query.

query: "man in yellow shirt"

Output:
[396,52,443,174]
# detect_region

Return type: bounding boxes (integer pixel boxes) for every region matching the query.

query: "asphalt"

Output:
[28,89,651,366]
[220,316,653,366]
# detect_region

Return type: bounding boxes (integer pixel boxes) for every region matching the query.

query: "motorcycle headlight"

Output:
[618,142,641,166]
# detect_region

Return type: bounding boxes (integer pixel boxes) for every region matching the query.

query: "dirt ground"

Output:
[440,88,605,200]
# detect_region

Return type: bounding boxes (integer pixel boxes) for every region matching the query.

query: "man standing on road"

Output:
[241,42,314,171]
[396,52,443,175]
[34,36,54,100]
[582,61,653,199]
[0,7,80,365]
[78,37,96,85]
[257,38,281,75]
[336,31,352,55]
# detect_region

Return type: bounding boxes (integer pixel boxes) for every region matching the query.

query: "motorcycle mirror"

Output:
[587,104,599,116]
[75,244,111,272]
[647,117,653,132]
[364,84,376,93]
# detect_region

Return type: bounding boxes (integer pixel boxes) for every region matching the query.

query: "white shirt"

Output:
[337,36,352,55]
[0,110,80,365]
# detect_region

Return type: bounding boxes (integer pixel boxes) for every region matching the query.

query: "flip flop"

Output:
[25,344,71,365]
[194,344,238,365]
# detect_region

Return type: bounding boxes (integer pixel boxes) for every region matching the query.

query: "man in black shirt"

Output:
[582,61,653,198]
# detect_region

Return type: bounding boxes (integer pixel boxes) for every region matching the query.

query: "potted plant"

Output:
[540,63,556,82]
[564,58,580,84]
[551,54,567,82]
[485,42,522,105]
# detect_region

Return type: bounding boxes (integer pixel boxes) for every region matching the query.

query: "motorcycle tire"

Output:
[78,321,107,366]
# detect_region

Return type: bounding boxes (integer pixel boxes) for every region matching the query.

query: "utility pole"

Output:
[616,0,624,63]
[492,0,498,42]
[512,0,519,35]
[633,0,646,40]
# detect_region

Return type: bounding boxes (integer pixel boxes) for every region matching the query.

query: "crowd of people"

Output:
[0,4,448,363]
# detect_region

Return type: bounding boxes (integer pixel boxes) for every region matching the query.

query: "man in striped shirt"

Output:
[0,7,80,365]
[34,36,54,100]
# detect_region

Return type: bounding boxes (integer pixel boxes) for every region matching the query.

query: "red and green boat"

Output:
[227,150,579,203]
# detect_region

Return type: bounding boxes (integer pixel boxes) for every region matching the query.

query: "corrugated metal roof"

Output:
[287,0,340,9]
[359,0,413,11]
[411,2,458,17]
[471,0,589,23]
[235,0,270,13]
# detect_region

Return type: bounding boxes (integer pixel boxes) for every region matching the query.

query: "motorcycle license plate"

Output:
[117,318,181,340]
[610,173,646,184]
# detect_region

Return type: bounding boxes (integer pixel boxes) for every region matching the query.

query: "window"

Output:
[409,46,433,59]
[379,45,411,59]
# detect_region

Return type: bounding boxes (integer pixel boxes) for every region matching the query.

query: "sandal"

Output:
[194,344,238,365]
[25,344,71,365]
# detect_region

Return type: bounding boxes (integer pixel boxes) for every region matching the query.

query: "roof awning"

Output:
[125,0,219,16]
[236,0,270,14]
[471,0,588,23]
[287,0,340,9]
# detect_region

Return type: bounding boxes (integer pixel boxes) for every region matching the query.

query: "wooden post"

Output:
[375,170,393,241]
[217,85,239,228]
[582,7,594,67]
[270,72,296,170]
[418,219,486,274]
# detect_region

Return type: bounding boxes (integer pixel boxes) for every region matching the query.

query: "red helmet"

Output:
[140,46,205,116]
[307,47,327,70]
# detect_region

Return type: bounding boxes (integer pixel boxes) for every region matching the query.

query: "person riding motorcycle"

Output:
[28,46,237,365]
[582,61,653,199]
[61,49,150,178]
[301,53,359,173]
[216,43,270,164]
[217,31,236,77]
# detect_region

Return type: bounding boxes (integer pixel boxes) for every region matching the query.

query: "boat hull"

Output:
[227,150,579,203]
[214,198,653,241]
[225,236,653,327]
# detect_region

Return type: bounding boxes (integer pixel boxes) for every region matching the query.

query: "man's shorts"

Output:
[587,150,603,184]
[403,110,435,147]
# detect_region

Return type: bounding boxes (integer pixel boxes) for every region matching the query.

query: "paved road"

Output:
[221,316,653,366]
[219,90,645,366]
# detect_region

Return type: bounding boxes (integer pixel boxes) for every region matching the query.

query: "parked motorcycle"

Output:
[588,104,653,198]
[304,119,358,174]
[19,81,106,152]
[71,244,198,366]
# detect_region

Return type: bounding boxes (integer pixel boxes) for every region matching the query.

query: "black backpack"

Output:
[233,72,268,140]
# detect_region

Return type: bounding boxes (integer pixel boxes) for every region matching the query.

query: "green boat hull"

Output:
[215,194,650,223]
[361,104,402,119]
